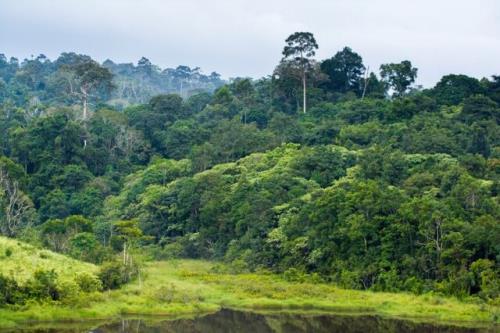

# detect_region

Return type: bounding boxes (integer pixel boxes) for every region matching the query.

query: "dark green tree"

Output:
[461,95,499,124]
[320,47,365,95]
[432,74,484,105]
[468,123,490,158]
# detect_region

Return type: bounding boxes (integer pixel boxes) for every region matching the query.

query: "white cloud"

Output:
[0,0,499,86]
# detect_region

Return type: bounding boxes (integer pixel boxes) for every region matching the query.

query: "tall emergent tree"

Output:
[73,61,114,120]
[51,60,114,147]
[54,60,114,121]
[282,32,318,113]
[380,60,418,97]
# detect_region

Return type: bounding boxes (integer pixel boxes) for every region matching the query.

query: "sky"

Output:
[1,0,499,87]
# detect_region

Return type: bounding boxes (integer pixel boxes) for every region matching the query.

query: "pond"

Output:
[3,309,497,333]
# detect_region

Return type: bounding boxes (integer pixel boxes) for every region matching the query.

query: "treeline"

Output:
[0,32,498,300]
[0,53,224,108]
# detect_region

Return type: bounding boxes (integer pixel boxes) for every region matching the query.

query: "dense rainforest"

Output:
[0,33,499,307]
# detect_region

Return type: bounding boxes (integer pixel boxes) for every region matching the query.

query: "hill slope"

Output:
[0,236,97,282]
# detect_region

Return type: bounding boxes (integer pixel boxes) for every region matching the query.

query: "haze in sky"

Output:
[1,0,499,87]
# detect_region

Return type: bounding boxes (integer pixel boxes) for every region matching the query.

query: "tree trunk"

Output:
[302,72,307,114]
[82,88,88,148]
[82,91,88,121]
[123,242,127,265]
[361,66,370,100]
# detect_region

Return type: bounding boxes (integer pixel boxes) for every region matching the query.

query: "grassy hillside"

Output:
[0,236,97,282]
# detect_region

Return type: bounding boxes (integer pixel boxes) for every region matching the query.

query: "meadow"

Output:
[0,239,498,329]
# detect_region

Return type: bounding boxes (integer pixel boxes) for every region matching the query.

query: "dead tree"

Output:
[0,168,34,237]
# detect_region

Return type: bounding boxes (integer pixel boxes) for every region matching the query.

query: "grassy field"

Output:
[0,238,498,329]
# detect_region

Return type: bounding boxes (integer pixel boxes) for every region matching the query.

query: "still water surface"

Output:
[4,309,497,333]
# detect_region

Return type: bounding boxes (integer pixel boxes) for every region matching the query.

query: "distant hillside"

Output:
[104,58,225,107]
[0,53,225,108]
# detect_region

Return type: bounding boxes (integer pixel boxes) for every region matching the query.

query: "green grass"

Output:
[0,236,97,282]
[0,239,498,329]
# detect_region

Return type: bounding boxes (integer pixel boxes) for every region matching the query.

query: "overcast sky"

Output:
[1,0,499,87]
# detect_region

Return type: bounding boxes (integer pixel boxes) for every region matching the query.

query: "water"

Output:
[3,309,496,333]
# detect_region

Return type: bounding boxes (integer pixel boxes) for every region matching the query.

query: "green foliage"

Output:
[0,46,498,303]
[282,32,318,65]
[26,269,60,301]
[431,74,484,105]
[461,95,499,124]
[74,272,102,293]
[380,61,418,97]
[98,261,138,290]
[40,215,93,253]
[69,232,108,263]
[0,274,23,306]
[0,266,103,307]
[0,236,101,308]
[320,47,365,95]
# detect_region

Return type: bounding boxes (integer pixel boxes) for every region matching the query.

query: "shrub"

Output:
[339,269,362,289]
[5,247,13,257]
[26,269,60,301]
[228,259,249,274]
[403,276,424,294]
[471,259,500,300]
[372,268,402,292]
[75,273,103,293]
[98,261,138,290]
[0,274,23,306]
[39,251,50,259]
[57,280,80,304]
[98,262,126,290]
[69,232,110,264]
[283,268,306,283]
[155,284,177,303]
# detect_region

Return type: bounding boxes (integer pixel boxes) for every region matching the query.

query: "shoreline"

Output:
[0,260,498,329]
[0,305,498,331]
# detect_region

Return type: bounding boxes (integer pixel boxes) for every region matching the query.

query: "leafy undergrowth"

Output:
[0,259,498,329]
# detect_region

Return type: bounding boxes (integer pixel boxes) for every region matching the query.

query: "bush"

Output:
[69,232,110,264]
[471,259,500,300]
[39,251,50,259]
[5,247,13,257]
[283,268,306,283]
[75,273,103,293]
[0,269,101,306]
[0,274,23,306]
[372,268,402,292]
[339,269,362,289]
[228,259,249,274]
[98,261,138,290]
[155,284,177,303]
[403,276,424,294]
[26,269,60,301]
[57,280,80,304]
